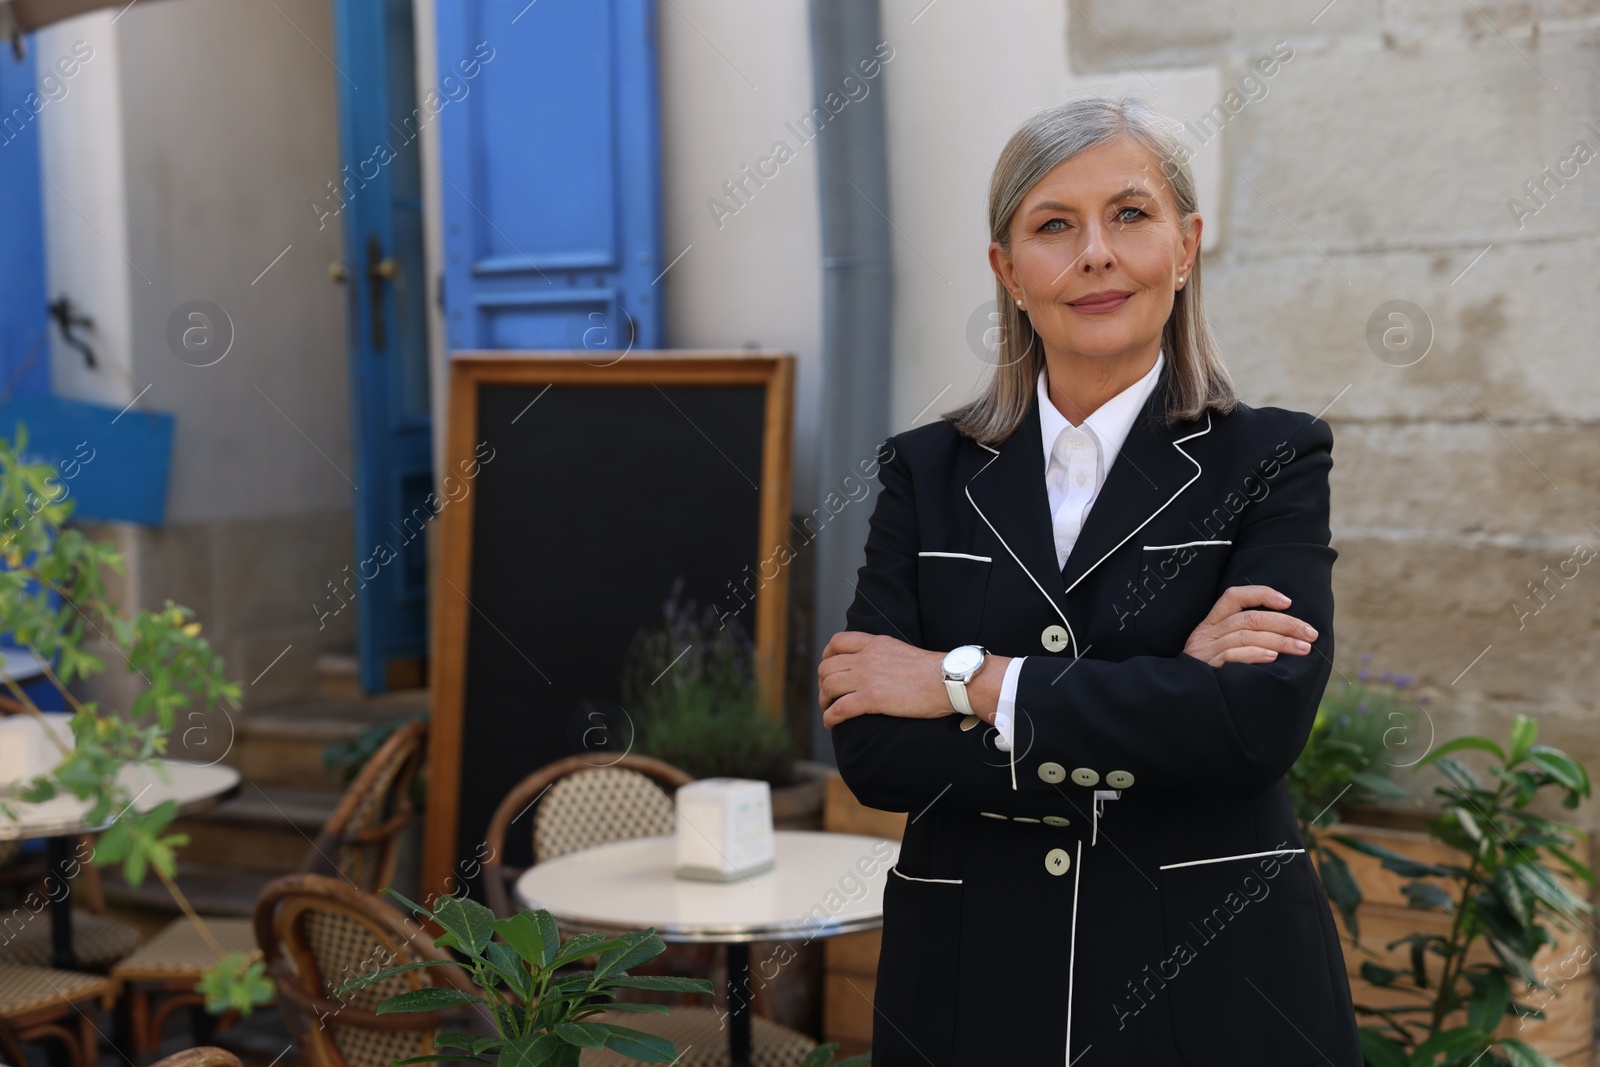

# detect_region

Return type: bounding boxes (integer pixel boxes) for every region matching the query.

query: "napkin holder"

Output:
[674,777,775,882]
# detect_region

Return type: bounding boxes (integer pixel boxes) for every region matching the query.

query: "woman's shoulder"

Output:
[1207,398,1335,454]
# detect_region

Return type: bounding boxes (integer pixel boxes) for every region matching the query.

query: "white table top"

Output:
[0,759,241,840]
[514,830,899,944]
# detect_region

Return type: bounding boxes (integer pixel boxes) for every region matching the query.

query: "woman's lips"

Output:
[1068,291,1132,313]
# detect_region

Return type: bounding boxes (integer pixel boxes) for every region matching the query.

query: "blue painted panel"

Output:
[437,0,662,352]
[0,38,51,401]
[0,395,174,525]
[331,0,435,691]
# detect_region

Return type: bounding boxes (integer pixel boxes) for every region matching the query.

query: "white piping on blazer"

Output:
[1142,539,1230,550]
[888,864,963,885]
[1064,837,1084,1064]
[965,413,1214,794]
[1158,847,1305,871]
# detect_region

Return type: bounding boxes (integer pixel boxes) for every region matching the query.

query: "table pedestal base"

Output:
[727,942,751,1067]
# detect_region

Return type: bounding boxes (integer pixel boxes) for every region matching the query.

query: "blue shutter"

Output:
[0,38,50,400]
[435,0,663,352]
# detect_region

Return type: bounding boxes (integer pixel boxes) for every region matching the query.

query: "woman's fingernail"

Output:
[1294,640,1309,651]
[1264,650,1278,658]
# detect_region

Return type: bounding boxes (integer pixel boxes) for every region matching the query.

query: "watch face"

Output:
[944,645,984,675]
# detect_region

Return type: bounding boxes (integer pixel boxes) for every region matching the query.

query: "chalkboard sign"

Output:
[423,352,795,896]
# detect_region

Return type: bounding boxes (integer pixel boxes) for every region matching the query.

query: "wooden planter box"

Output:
[817,776,1595,1064]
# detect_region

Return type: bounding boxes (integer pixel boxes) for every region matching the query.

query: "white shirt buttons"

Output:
[1041,625,1069,652]
[1043,815,1071,827]
[1037,761,1066,784]
[1106,770,1135,789]
[1070,767,1100,787]
[1045,848,1072,876]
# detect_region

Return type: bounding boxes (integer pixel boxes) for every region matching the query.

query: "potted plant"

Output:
[0,425,271,1014]
[342,887,869,1065]
[1330,714,1592,1066]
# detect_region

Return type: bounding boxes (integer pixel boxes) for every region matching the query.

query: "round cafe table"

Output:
[515,829,897,1067]
[0,759,241,969]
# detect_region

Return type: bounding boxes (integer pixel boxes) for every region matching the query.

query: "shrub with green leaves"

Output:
[347,888,871,1066]
[616,578,795,785]
[1331,714,1593,1067]
[1289,664,1421,940]
[0,425,264,1012]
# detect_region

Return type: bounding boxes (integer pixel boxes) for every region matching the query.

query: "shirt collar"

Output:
[1037,348,1165,467]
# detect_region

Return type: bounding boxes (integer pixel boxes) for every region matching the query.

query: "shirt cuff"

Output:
[994,656,1025,752]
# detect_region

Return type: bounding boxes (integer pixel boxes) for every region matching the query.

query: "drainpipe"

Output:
[806,0,894,766]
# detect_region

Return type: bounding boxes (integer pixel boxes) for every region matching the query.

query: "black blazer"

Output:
[832,368,1363,1066]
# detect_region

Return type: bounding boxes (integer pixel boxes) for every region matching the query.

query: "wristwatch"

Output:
[941,644,988,716]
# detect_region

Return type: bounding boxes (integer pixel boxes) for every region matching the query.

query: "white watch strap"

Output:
[944,677,974,715]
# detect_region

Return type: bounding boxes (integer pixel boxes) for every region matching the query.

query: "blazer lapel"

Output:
[965,367,1213,644]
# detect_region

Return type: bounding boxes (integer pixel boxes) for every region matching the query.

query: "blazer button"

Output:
[1106,770,1135,789]
[1070,767,1099,787]
[1037,761,1066,784]
[1043,815,1071,827]
[959,714,980,731]
[1041,625,1070,652]
[1045,847,1071,876]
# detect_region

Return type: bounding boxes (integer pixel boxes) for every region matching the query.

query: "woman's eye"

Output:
[1040,218,1068,233]
[1116,206,1149,222]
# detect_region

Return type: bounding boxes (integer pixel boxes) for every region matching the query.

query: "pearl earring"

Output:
[1016,298,1024,309]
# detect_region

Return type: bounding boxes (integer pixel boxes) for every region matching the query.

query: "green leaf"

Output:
[432,893,497,955]
[1317,847,1363,941]
[1407,1025,1490,1065]
[392,1058,491,1065]
[1357,1028,1409,1067]
[1330,834,1454,879]
[1402,882,1455,913]
[1361,962,1401,988]
[1508,716,1537,764]
[1417,735,1505,768]
[493,911,551,968]
[498,1034,564,1067]
[552,1021,612,1048]
[601,974,717,994]
[338,959,464,994]
[1465,969,1510,1035]
[374,987,483,1014]
[596,1022,680,1062]
[801,1044,843,1067]
[1523,749,1589,795]
[483,939,534,1000]
[548,931,620,970]
[1499,1037,1566,1067]
[594,929,666,979]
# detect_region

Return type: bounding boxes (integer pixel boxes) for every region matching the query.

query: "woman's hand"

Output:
[818,632,962,729]
[1182,584,1319,667]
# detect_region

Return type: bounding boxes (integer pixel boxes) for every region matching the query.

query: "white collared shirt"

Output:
[992,350,1165,751]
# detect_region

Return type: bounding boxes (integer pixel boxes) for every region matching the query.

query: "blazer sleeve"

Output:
[828,415,1337,815]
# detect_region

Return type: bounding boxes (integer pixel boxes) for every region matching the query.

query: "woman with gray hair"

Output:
[819,93,1362,1065]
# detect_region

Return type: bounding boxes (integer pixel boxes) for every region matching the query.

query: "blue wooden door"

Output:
[331,0,435,692]
[435,0,663,352]
[0,38,51,402]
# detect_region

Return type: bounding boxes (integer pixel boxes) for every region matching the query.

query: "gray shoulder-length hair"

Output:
[945,93,1238,446]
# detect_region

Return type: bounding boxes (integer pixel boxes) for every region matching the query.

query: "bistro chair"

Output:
[0,961,111,1067]
[253,873,481,1067]
[0,1014,27,1066]
[147,1048,243,1067]
[110,718,429,1059]
[482,756,818,1066]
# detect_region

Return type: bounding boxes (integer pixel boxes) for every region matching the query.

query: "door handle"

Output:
[365,234,397,349]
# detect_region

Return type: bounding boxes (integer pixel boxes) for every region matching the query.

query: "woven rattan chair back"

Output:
[480,754,692,919]
[254,873,475,1067]
[301,719,428,892]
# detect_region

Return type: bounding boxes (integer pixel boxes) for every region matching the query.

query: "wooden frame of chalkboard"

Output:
[424,351,796,898]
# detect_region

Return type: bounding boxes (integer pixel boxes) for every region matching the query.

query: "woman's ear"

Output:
[988,241,1020,303]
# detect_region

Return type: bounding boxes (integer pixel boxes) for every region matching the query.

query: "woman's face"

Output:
[990,135,1200,371]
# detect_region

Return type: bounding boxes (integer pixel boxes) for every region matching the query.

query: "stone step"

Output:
[222,692,427,789]
[103,784,344,917]
[315,650,363,702]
